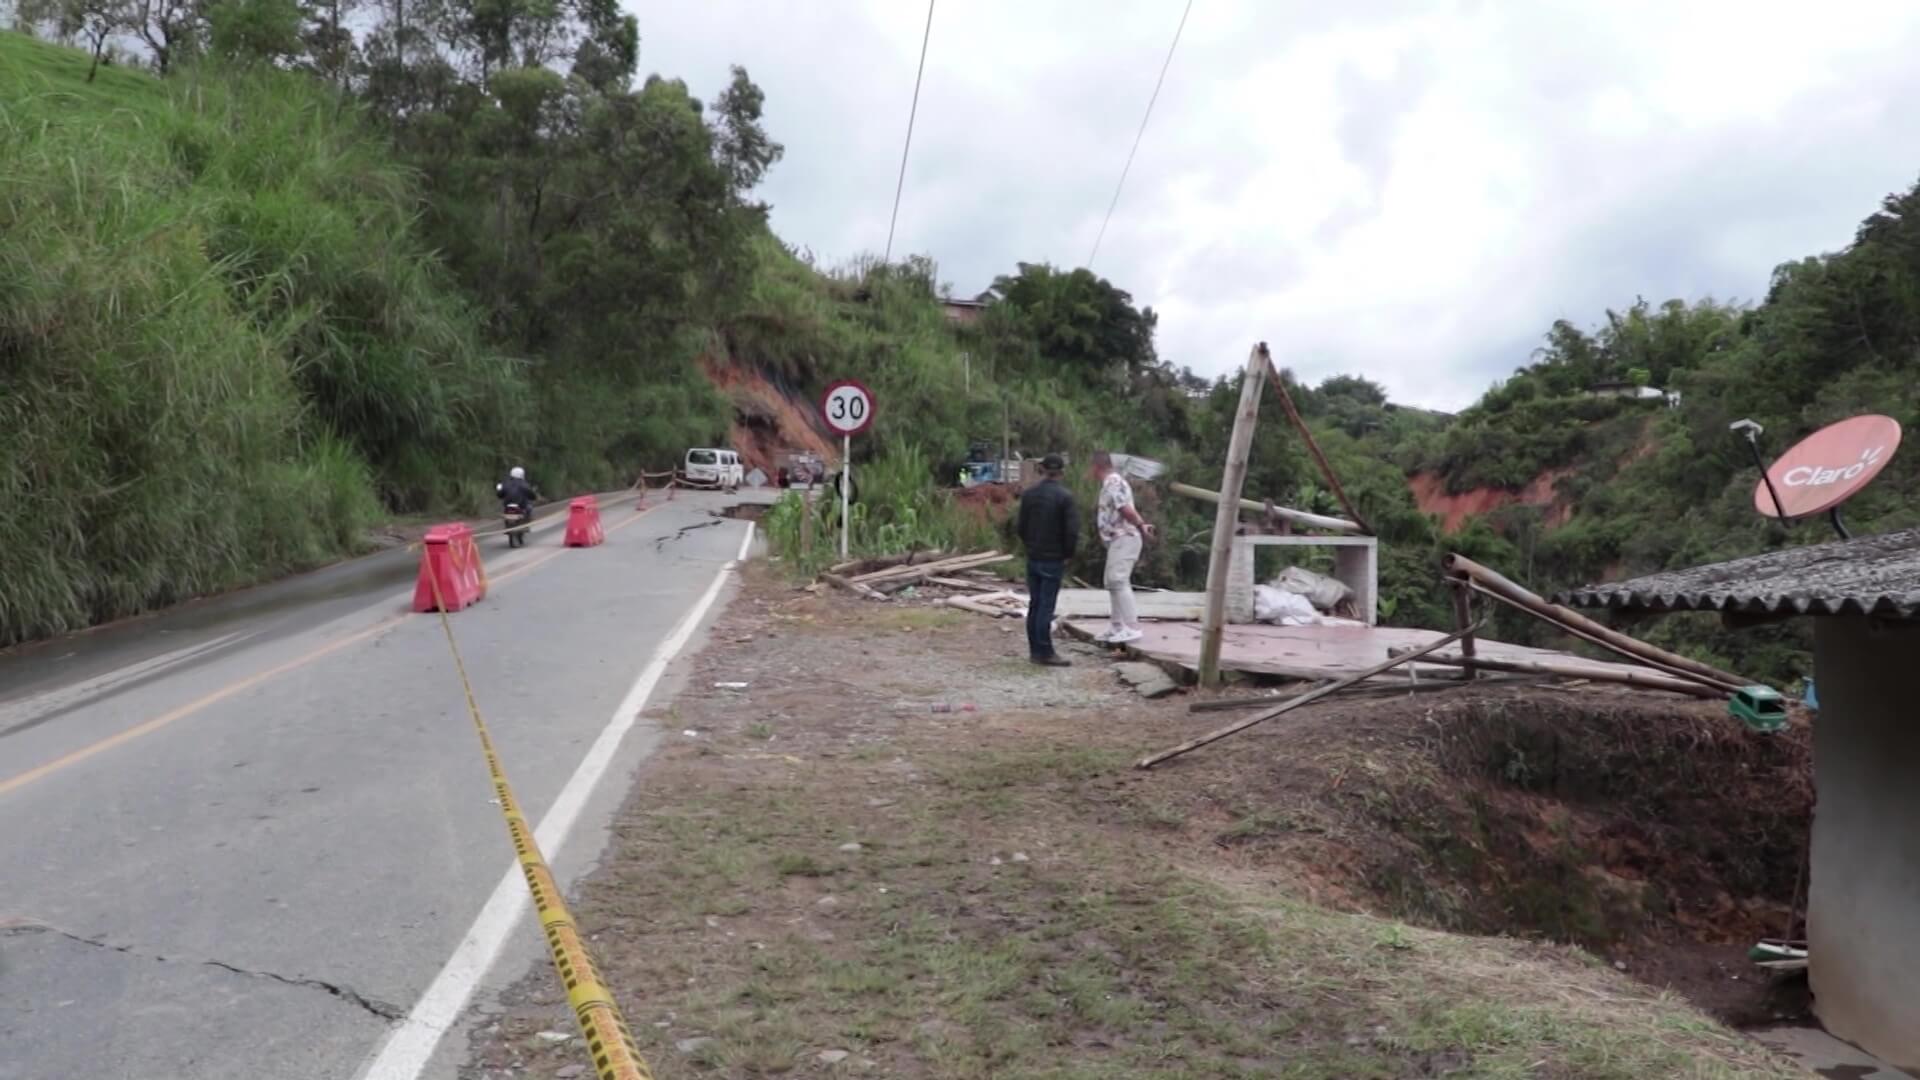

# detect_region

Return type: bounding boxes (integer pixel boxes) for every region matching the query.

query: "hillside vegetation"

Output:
[1,34,526,641]
[1334,185,1920,681]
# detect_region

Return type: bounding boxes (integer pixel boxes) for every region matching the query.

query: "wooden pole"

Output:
[1459,580,1740,694]
[1262,355,1374,535]
[1443,553,1749,691]
[1450,580,1477,678]
[822,572,888,601]
[1391,651,1721,698]
[1186,673,1541,713]
[1140,622,1480,768]
[1167,482,1362,534]
[1198,345,1270,687]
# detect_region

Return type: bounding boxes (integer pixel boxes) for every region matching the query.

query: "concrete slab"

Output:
[1113,661,1180,699]
[1062,619,1675,684]
[1751,1024,1917,1079]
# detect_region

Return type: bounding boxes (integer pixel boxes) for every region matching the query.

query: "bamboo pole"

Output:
[1442,553,1749,691]
[1186,673,1543,713]
[852,551,1009,585]
[1394,652,1721,698]
[822,573,889,601]
[1450,580,1477,679]
[1460,580,1742,694]
[1199,346,1270,687]
[1262,355,1374,535]
[1167,482,1363,534]
[1140,622,1481,768]
[829,548,951,576]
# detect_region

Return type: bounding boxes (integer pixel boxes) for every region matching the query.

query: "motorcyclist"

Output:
[496,466,538,508]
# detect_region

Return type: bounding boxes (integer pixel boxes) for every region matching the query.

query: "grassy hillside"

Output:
[0,33,527,642]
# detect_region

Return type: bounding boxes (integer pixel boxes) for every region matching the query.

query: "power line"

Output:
[884,0,936,264]
[1086,0,1194,270]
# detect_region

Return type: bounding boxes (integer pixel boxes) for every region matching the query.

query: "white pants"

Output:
[1104,532,1142,636]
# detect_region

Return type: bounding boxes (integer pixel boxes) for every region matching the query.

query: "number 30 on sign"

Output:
[820,380,875,436]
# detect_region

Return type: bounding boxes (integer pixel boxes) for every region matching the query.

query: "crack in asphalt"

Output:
[1,921,403,1020]
[655,517,723,550]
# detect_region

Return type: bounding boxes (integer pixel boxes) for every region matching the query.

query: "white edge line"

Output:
[356,520,754,1080]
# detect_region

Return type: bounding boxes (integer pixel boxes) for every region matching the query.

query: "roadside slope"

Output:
[464,569,1795,1079]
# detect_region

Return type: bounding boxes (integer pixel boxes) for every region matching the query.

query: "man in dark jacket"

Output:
[1015,454,1079,666]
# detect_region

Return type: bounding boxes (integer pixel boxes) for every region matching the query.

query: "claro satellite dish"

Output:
[1732,414,1902,539]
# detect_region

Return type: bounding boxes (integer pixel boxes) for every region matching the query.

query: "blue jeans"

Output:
[1026,559,1065,659]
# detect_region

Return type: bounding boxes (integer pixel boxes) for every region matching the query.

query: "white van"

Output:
[684,448,743,491]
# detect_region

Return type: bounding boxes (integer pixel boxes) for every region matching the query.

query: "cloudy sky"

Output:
[634,0,1920,410]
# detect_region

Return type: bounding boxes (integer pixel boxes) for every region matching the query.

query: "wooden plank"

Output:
[1053,589,1207,620]
[861,554,1014,590]
[1186,673,1540,713]
[924,576,999,591]
[851,551,1008,584]
[1167,482,1361,534]
[1139,623,1480,769]
[1394,651,1721,697]
[1444,554,1747,691]
[940,595,1023,618]
[829,549,950,576]
[1200,345,1270,687]
[822,572,889,601]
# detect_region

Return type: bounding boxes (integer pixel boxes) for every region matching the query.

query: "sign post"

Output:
[819,379,876,558]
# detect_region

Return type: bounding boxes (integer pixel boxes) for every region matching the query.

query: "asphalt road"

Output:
[0,490,762,1080]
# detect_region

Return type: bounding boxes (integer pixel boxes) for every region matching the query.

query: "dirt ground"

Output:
[461,567,1803,1079]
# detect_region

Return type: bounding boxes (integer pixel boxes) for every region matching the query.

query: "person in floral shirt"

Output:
[1091,451,1156,644]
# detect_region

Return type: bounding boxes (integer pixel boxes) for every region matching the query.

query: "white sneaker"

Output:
[1106,628,1144,645]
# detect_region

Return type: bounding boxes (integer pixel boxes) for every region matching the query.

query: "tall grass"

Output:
[763,445,994,575]
[0,35,528,643]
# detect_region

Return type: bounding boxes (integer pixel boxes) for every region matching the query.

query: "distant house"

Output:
[940,297,988,325]
[1587,381,1681,408]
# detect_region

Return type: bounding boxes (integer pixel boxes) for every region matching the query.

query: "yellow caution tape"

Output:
[422,565,654,1080]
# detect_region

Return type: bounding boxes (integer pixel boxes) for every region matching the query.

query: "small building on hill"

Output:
[1586,380,1681,408]
[939,297,988,325]
[1558,528,1920,1071]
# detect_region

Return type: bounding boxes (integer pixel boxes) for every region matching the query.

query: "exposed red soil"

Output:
[701,357,840,477]
[1409,468,1574,533]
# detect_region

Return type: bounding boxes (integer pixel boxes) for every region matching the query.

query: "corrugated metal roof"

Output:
[1555,526,1920,619]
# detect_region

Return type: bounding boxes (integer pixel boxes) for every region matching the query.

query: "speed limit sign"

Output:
[820,379,873,559]
[820,380,875,436]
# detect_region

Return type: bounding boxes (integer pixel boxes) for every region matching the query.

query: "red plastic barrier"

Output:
[412,523,488,612]
[564,495,605,547]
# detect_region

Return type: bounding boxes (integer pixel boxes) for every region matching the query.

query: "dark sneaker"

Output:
[1031,655,1072,667]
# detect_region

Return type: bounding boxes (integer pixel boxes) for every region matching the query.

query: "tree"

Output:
[129,0,205,72]
[983,262,1157,378]
[26,0,132,81]
[711,65,782,199]
[207,0,302,64]
[299,0,356,88]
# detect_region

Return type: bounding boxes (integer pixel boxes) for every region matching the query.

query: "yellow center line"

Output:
[0,500,667,799]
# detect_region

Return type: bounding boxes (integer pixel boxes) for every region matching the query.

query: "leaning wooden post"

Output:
[1449,579,1477,678]
[1198,343,1270,686]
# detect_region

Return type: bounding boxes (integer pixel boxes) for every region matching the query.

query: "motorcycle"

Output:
[502,502,532,548]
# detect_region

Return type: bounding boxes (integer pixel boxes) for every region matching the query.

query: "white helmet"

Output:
[509,466,526,480]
